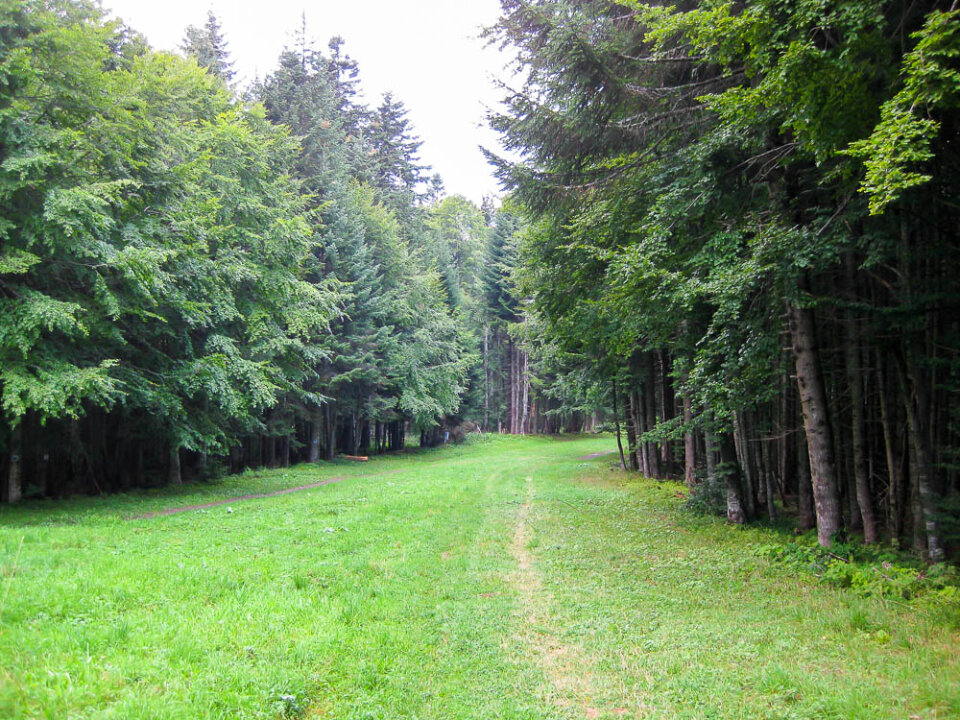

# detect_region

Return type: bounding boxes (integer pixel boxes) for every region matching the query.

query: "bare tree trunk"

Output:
[325,404,336,461]
[704,425,717,487]
[683,392,695,488]
[843,277,877,542]
[910,452,927,553]
[779,377,796,507]
[483,326,489,431]
[762,437,776,522]
[6,423,23,504]
[309,408,322,462]
[625,389,639,471]
[656,350,670,471]
[877,355,901,540]
[644,370,660,479]
[612,381,626,470]
[632,390,647,475]
[514,342,520,434]
[788,294,843,547]
[509,340,518,434]
[168,445,182,486]
[350,410,362,456]
[718,431,747,524]
[38,450,50,497]
[898,356,945,561]
[733,412,756,520]
[797,428,816,531]
[520,349,530,435]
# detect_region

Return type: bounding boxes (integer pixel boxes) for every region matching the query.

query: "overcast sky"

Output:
[100,0,511,203]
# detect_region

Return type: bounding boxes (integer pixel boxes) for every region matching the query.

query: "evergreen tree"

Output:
[181,11,235,83]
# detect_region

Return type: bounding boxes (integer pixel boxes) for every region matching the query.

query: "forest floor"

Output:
[1,434,958,719]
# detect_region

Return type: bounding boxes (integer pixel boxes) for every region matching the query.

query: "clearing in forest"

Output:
[0,435,957,719]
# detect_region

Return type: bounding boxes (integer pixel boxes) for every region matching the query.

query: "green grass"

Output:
[0,435,957,719]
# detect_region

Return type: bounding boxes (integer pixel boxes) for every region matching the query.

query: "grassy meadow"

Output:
[0,434,957,719]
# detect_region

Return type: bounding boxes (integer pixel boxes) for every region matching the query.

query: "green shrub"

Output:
[760,537,960,607]
[682,467,727,517]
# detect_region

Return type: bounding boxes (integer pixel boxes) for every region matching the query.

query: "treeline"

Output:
[488,0,960,559]
[0,1,589,503]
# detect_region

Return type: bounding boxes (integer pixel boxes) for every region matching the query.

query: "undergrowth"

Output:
[760,535,960,618]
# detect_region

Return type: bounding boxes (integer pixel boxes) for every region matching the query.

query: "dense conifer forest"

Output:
[2,0,960,562]
[485,0,960,558]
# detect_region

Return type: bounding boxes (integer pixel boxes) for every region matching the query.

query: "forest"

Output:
[1,1,960,717]
[0,1,545,503]
[484,0,960,559]
[2,0,960,564]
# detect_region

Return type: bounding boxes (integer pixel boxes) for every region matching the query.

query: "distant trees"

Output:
[488,0,960,556]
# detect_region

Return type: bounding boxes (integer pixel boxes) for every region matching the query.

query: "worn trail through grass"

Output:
[1,435,958,719]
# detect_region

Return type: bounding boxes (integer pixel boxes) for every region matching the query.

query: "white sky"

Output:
[99,0,512,203]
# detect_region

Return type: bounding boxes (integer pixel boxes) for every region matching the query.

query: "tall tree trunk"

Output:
[656,351,670,471]
[38,449,50,497]
[682,392,695,488]
[733,412,756,520]
[898,356,945,561]
[910,452,927,554]
[788,293,843,547]
[348,417,356,455]
[644,371,660,479]
[612,381,626,470]
[309,408,322,462]
[843,264,877,542]
[632,390,648,475]
[509,340,517,434]
[6,423,23,504]
[797,428,816,531]
[483,326,490,431]
[779,377,796,507]
[762,437,776,522]
[168,445,182,486]
[625,389,639,471]
[718,431,747,524]
[704,425,717,487]
[656,349,674,470]
[325,404,336,461]
[877,355,902,540]
[520,349,530,435]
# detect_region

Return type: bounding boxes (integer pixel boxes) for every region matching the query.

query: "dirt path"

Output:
[136,469,405,519]
[508,476,603,717]
[577,449,617,460]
